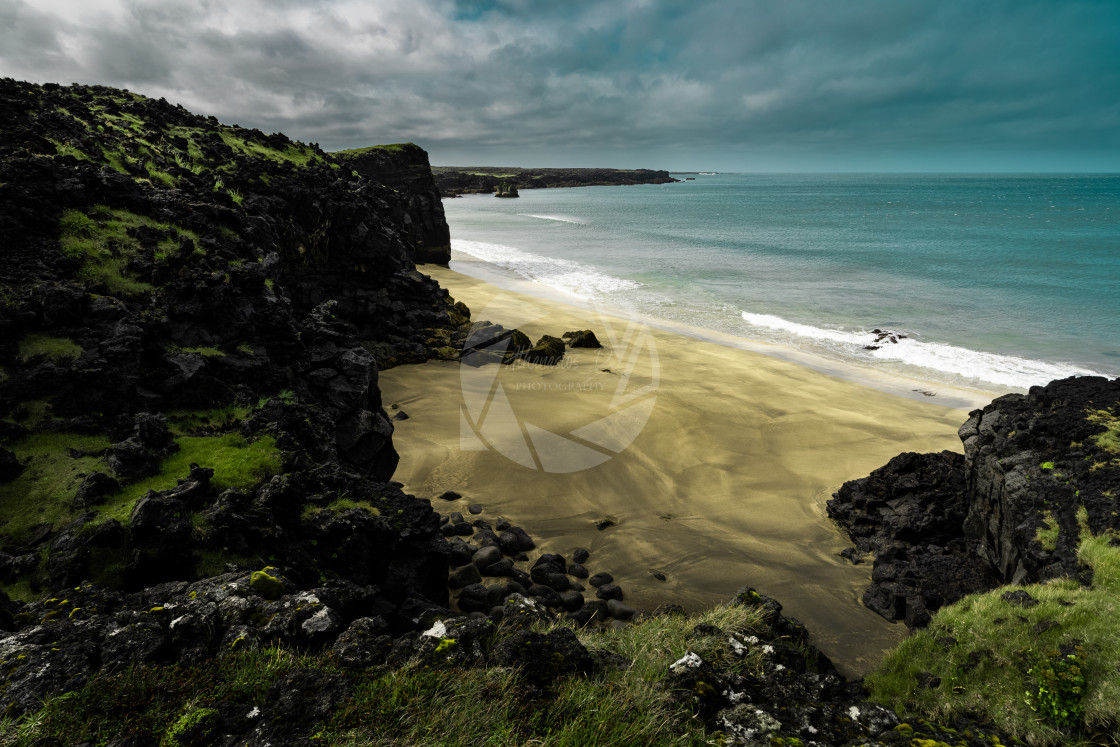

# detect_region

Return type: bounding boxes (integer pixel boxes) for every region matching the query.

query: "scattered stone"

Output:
[438,491,462,501]
[468,503,483,514]
[588,572,613,588]
[492,627,594,692]
[595,584,623,601]
[916,671,941,689]
[520,335,566,365]
[1001,590,1039,608]
[571,548,590,564]
[0,448,24,483]
[561,330,602,348]
[72,471,121,508]
[448,564,482,589]
[471,546,503,570]
[1032,619,1060,635]
[595,518,616,531]
[391,410,410,421]
[481,559,514,577]
[605,599,637,620]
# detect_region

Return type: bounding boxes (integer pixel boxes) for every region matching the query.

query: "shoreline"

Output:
[381,264,985,677]
[449,251,1000,411]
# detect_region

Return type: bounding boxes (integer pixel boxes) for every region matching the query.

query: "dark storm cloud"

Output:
[0,0,1116,170]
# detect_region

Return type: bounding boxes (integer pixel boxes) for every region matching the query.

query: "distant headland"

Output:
[431,165,678,196]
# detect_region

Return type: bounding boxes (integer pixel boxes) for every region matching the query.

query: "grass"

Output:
[1087,407,1120,455]
[167,345,225,358]
[866,534,1120,745]
[143,161,178,188]
[165,405,252,436]
[47,139,90,161]
[16,334,82,364]
[95,433,281,525]
[3,603,772,746]
[333,143,418,157]
[0,431,112,542]
[58,206,201,297]
[301,496,381,521]
[0,645,310,743]
[0,426,278,572]
[218,131,324,168]
[1036,511,1060,550]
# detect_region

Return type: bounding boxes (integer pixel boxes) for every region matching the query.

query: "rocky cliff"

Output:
[830,376,1120,628]
[0,79,470,708]
[334,143,451,265]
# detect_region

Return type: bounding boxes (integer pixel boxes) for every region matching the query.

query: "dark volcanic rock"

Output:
[334,143,451,266]
[828,450,998,627]
[830,376,1120,628]
[960,376,1120,584]
[0,80,456,684]
[521,335,566,365]
[562,329,602,348]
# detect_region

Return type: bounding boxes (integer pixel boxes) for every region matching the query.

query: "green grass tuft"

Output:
[167,345,225,358]
[165,405,251,436]
[58,205,202,297]
[96,433,281,525]
[1087,408,1120,454]
[0,431,113,542]
[17,334,82,363]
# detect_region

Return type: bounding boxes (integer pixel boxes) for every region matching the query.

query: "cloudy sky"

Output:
[2,0,1118,171]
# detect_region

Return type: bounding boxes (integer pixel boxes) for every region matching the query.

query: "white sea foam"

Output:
[741,311,1103,390]
[522,214,588,225]
[453,239,640,298]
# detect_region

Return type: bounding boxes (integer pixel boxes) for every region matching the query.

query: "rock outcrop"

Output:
[830,376,1120,627]
[334,143,451,265]
[0,80,458,635]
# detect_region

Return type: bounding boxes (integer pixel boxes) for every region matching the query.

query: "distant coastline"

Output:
[432,165,677,196]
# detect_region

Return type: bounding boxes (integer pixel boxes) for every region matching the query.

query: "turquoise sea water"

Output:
[443,174,1120,393]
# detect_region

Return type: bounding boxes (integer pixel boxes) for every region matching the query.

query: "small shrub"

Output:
[1029,646,1086,730]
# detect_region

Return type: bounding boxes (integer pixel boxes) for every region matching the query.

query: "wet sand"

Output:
[380,262,995,677]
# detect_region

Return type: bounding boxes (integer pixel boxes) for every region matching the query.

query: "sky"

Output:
[1,0,1118,172]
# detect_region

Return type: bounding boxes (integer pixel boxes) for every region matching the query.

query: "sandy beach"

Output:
[380,261,997,676]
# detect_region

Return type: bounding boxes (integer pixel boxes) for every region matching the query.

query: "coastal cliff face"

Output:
[334,143,452,265]
[830,376,1120,627]
[0,79,464,704]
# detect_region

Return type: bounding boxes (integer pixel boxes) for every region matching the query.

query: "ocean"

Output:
[442,173,1120,394]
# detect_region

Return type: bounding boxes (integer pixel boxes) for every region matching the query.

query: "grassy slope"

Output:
[0,603,772,745]
[867,536,1120,745]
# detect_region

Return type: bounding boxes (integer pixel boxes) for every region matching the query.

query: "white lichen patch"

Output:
[670,651,703,672]
[422,620,449,639]
[727,636,747,655]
